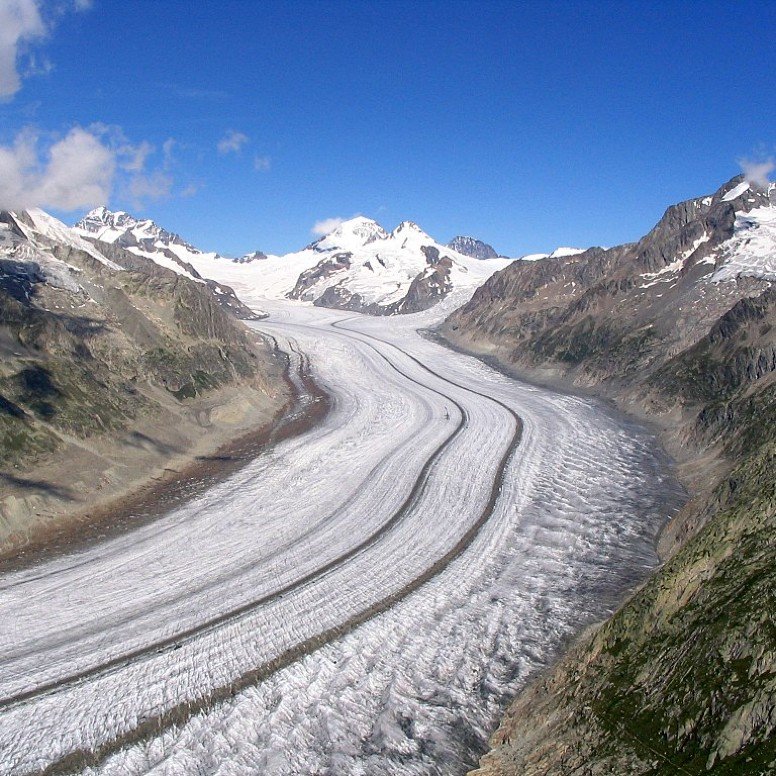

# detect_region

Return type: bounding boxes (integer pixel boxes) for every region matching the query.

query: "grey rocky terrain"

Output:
[447,235,500,259]
[75,208,266,319]
[0,208,289,555]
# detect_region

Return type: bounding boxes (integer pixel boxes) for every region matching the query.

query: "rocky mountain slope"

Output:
[439,175,776,775]
[74,207,264,320]
[0,208,289,555]
[447,235,500,259]
[76,210,512,315]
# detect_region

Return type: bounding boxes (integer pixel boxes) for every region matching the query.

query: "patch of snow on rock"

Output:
[712,206,776,282]
[722,180,751,202]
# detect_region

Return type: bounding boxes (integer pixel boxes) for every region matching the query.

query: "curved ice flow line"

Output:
[0,317,519,717]
[0,328,448,708]
[66,315,677,776]
[0,331,433,632]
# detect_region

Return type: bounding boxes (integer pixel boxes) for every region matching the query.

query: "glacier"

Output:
[0,297,683,775]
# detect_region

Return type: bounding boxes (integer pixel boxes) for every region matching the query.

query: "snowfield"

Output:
[712,205,776,282]
[74,210,513,313]
[0,298,682,775]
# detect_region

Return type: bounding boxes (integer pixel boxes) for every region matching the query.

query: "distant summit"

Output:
[289,217,508,315]
[447,235,499,260]
[309,216,388,253]
[75,207,252,281]
[72,209,511,316]
[76,207,203,257]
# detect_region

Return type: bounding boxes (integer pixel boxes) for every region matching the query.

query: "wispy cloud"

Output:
[0,0,93,99]
[128,170,172,205]
[89,122,155,171]
[0,126,114,210]
[162,138,176,168]
[180,182,201,198]
[739,157,774,188]
[22,50,53,79]
[120,139,153,172]
[254,154,271,172]
[311,217,344,236]
[217,130,248,155]
[0,0,46,98]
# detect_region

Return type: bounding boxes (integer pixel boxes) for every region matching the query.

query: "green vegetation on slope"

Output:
[583,395,775,774]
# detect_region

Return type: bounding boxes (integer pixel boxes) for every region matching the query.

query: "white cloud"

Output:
[180,182,201,198]
[0,126,114,211]
[217,130,248,155]
[128,170,172,204]
[311,217,344,236]
[253,154,271,172]
[0,124,174,212]
[739,157,774,189]
[0,0,46,98]
[0,0,94,99]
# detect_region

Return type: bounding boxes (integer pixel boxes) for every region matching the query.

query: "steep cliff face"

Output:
[438,176,776,775]
[442,178,774,398]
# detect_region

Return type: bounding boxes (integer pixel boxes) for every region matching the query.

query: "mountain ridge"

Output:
[437,174,776,775]
[73,210,514,316]
[0,206,290,556]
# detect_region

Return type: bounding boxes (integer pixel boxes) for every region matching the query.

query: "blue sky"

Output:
[0,0,774,256]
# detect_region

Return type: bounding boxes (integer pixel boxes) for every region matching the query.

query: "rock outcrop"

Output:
[447,235,500,260]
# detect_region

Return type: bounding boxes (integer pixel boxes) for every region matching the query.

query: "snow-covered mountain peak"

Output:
[78,207,143,233]
[391,220,429,237]
[285,216,511,315]
[709,175,776,211]
[67,206,510,317]
[312,216,388,253]
[388,221,437,248]
[75,207,194,250]
[73,207,218,280]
